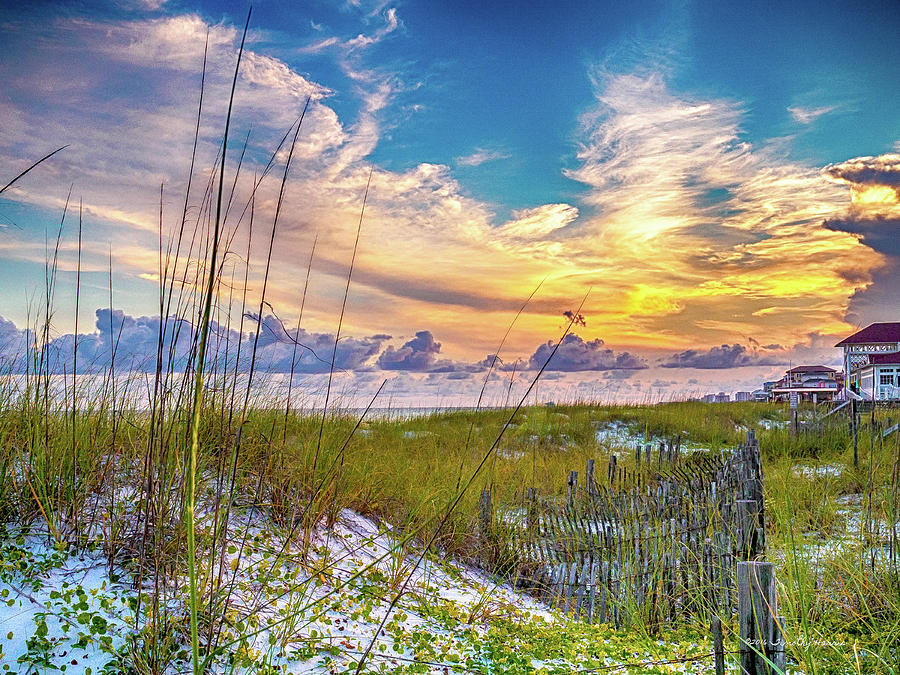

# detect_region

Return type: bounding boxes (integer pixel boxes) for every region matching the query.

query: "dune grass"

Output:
[1,17,899,672]
[2,352,900,673]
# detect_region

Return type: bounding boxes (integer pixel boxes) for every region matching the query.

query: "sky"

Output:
[1,0,899,405]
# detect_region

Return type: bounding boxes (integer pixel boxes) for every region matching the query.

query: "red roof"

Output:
[786,365,836,373]
[836,322,900,346]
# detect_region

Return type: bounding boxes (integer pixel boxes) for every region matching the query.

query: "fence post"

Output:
[711,614,725,675]
[608,455,617,484]
[851,398,858,468]
[772,615,786,672]
[586,459,595,495]
[737,561,777,675]
[741,431,766,557]
[568,470,578,508]
[736,499,764,559]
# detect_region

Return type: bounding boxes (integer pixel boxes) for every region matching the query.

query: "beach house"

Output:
[836,322,900,401]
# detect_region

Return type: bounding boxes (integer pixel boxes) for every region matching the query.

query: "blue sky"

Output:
[1,0,899,402]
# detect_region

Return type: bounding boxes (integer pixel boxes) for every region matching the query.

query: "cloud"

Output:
[528,333,647,371]
[788,105,835,124]
[825,215,900,257]
[346,7,400,50]
[496,203,579,241]
[0,316,29,369]
[825,214,900,324]
[554,69,879,346]
[249,314,389,373]
[824,154,900,190]
[373,331,484,373]
[478,354,528,372]
[820,153,900,323]
[4,308,203,374]
[0,310,391,374]
[659,344,788,369]
[376,330,441,371]
[455,148,509,167]
[0,11,889,371]
[823,154,900,208]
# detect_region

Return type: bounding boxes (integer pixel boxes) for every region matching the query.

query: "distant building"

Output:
[699,392,731,403]
[770,365,840,403]
[734,391,752,402]
[836,322,900,401]
[751,389,769,402]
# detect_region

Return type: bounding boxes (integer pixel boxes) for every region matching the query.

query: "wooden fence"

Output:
[481,430,767,628]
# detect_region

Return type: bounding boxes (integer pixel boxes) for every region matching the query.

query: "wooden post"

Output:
[736,499,762,559]
[568,470,578,508]
[480,488,492,537]
[772,615,786,672]
[711,615,725,675]
[738,561,777,675]
[608,455,617,484]
[742,431,767,557]
[586,459,595,495]
[852,398,858,468]
[789,409,798,438]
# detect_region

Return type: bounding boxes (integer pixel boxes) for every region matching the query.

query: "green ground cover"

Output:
[0,395,897,673]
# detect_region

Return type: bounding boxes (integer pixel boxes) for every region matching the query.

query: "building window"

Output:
[880,374,894,386]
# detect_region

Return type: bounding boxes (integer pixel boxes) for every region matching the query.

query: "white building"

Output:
[836,322,900,401]
[770,365,841,403]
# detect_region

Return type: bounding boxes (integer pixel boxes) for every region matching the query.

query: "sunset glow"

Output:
[1,1,899,402]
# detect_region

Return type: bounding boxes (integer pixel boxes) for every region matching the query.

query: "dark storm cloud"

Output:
[824,155,900,192]
[824,216,900,257]
[660,344,787,369]
[528,333,647,372]
[825,215,900,325]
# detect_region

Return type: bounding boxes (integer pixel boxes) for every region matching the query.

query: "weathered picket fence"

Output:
[481,430,767,627]
[478,430,790,673]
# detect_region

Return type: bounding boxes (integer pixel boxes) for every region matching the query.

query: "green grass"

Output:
[2,364,900,673]
[2,24,897,671]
